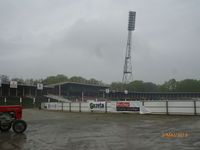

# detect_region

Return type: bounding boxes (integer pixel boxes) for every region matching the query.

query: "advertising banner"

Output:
[89,101,105,111]
[116,101,140,111]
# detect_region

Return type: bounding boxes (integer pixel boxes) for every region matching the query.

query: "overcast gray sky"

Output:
[0,0,199,84]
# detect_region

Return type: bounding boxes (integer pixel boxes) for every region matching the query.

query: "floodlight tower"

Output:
[122,11,136,84]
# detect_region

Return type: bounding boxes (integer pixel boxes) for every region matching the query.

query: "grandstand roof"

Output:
[46,81,109,88]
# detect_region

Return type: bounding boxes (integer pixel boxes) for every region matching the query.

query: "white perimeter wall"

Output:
[42,100,200,115]
[143,100,200,115]
[142,101,166,114]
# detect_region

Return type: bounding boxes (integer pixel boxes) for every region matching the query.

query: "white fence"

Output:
[41,100,200,115]
[142,100,200,115]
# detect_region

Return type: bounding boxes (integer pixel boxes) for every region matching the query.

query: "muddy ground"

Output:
[0,109,200,150]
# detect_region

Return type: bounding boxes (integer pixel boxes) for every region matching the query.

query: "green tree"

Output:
[43,74,68,84]
[110,82,126,91]
[159,79,177,92]
[25,78,35,85]
[176,79,200,92]
[11,78,25,84]
[143,82,159,92]
[0,75,9,83]
[88,78,98,84]
[69,76,87,83]
[128,80,144,92]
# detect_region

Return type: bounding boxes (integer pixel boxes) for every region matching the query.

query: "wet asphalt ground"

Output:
[0,109,200,150]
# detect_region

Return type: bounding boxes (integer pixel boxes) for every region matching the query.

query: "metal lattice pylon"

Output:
[122,11,136,84]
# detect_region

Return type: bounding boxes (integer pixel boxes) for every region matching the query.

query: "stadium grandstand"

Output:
[45,82,109,101]
[106,91,200,101]
[0,81,200,107]
[0,82,51,108]
[43,82,200,101]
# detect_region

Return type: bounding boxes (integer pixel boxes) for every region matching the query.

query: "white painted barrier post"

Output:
[33,98,36,108]
[20,97,22,105]
[4,97,6,105]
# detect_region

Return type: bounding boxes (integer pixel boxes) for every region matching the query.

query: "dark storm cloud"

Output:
[0,0,199,83]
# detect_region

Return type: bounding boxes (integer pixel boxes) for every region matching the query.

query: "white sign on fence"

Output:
[37,83,43,90]
[10,81,17,88]
[105,89,110,94]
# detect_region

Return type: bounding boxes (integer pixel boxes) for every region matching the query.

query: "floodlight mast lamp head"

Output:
[128,11,136,31]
